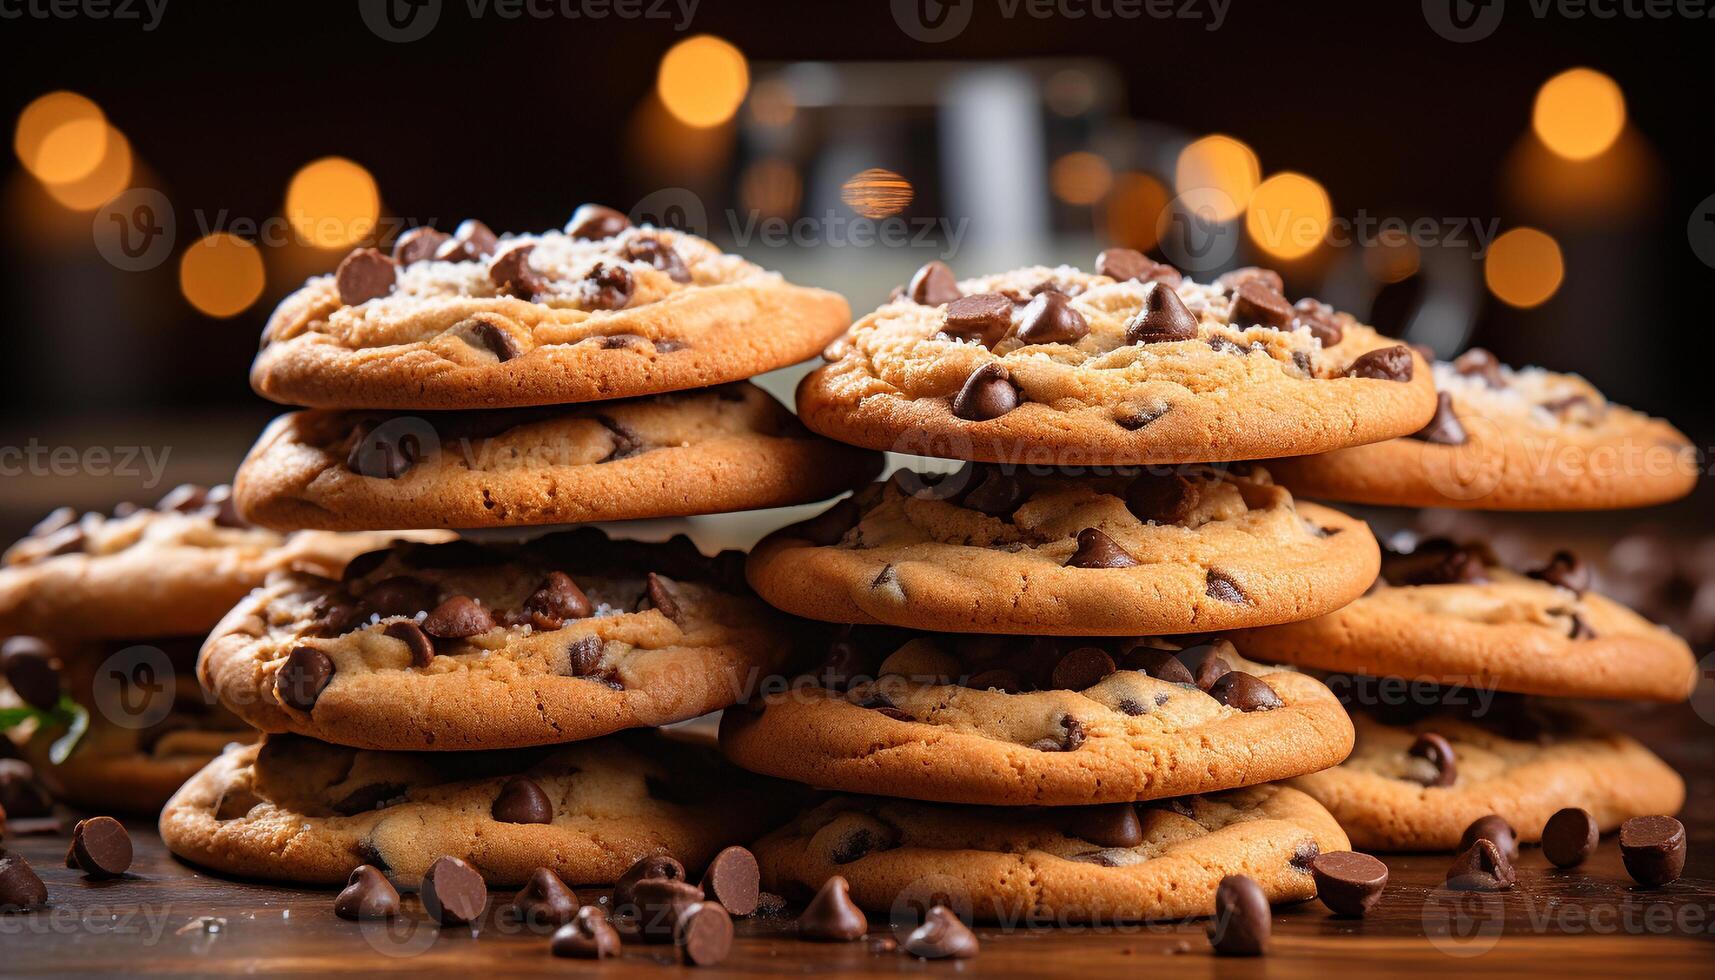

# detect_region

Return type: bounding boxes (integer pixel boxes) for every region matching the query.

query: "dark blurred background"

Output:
[1,1,1711,602]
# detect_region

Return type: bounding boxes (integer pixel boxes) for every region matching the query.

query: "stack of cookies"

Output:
[717,255,1449,928]
[157,207,883,905]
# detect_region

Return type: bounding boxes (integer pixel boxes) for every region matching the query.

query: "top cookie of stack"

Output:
[234,206,882,531]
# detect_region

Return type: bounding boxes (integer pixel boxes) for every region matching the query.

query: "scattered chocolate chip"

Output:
[903,905,980,959]
[1204,570,1248,604]
[1208,874,1269,956]
[383,621,435,668]
[907,260,960,306]
[275,647,334,712]
[699,846,760,917]
[335,865,401,920]
[1542,807,1598,869]
[422,596,496,639]
[950,362,1020,421]
[565,635,604,676]
[1066,527,1138,569]
[1208,672,1283,711]
[1291,298,1343,346]
[335,247,399,306]
[1217,267,1284,293]
[1228,280,1293,329]
[506,867,578,928]
[622,236,692,283]
[675,901,734,965]
[421,855,488,926]
[551,906,622,959]
[941,292,1014,347]
[0,760,51,818]
[1095,247,1180,285]
[1126,473,1199,525]
[392,226,449,265]
[460,314,523,361]
[1063,803,1143,848]
[1311,851,1388,916]
[613,854,685,912]
[1014,290,1089,345]
[523,571,592,629]
[643,573,683,623]
[798,875,868,941]
[492,776,554,825]
[1453,348,1506,388]
[1446,838,1515,892]
[0,637,62,711]
[1459,815,1519,863]
[632,877,704,942]
[1528,551,1589,596]
[1124,283,1199,345]
[1407,732,1457,787]
[0,851,48,912]
[1413,392,1468,445]
[1620,815,1686,887]
[333,782,405,815]
[66,816,132,879]
[566,204,631,240]
[435,219,500,262]
[364,576,436,617]
[489,242,549,299]
[580,262,634,310]
[1346,345,1415,382]
[1123,649,1195,685]
[1051,647,1117,690]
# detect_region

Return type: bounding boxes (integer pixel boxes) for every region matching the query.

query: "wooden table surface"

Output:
[4,700,1713,977]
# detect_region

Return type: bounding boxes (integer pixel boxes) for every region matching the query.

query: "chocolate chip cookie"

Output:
[720,633,1352,806]
[0,487,429,639]
[746,464,1379,635]
[1265,350,1698,509]
[1289,707,1684,852]
[251,210,849,410]
[1232,540,1698,702]
[233,383,882,531]
[158,730,792,885]
[795,258,1435,465]
[753,784,1347,924]
[199,530,798,750]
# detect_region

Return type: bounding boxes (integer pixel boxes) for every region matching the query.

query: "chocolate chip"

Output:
[1293,840,1320,871]
[1204,570,1249,604]
[364,576,436,617]
[1123,649,1195,685]
[551,906,622,959]
[1620,815,1686,887]
[1346,345,1415,382]
[492,776,553,825]
[1124,283,1199,345]
[1311,851,1388,917]
[1051,647,1117,690]
[489,242,549,299]
[698,846,760,917]
[961,469,1025,517]
[335,865,401,920]
[631,877,704,942]
[1114,404,1168,430]
[0,760,52,818]
[1542,807,1598,869]
[1217,267,1284,293]
[798,875,868,941]
[0,637,62,711]
[1063,803,1143,848]
[1228,280,1293,329]
[565,635,604,676]
[1569,613,1597,640]
[382,621,435,668]
[950,362,1020,421]
[1014,290,1089,345]
[524,571,592,629]
[1095,247,1180,285]
[345,422,424,480]
[1407,732,1457,787]
[1031,715,1086,752]
[902,905,980,959]
[1528,550,1589,596]
[1413,392,1467,444]
[334,247,399,307]
[392,226,449,265]
[642,572,683,624]
[275,647,334,712]
[1291,298,1344,346]
[333,782,405,815]
[1208,672,1283,711]
[505,867,578,928]
[1446,838,1515,892]
[1208,874,1270,956]
[1192,652,1231,691]
[613,854,685,912]
[434,219,500,262]
[422,596,496,639]
[965,668,1024,693]
[1125,473,1198,525]
[907,260,960,306]
[565,203,631,240]
[0,852,48,912]
[674,901,734,965]
[575,261,633,311]
[623,236,691,283]
[1066,527,1138,569]
[831,825,893,865]
[67,816,132,879]
[942,293,1014,347]
[421,855,488,926]
[460,314,523,361]
[1453,348,1506,388]
[1407,547,1491,585]
[310,593,367,637]
[1459,814,1519,863]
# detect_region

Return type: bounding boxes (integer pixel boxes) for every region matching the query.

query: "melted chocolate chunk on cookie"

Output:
[422,595,496,639]
[523,572,593,630]
[1066,527,1138,568]
[1119,647,1196,685]
[1126,472,1200,525]
[565,203,631,240]
[335,248,399,306]
[492,776,554,824]
[1403,544,1492,586]
[1208,671,1283,711]
[941,293,1014,347]
[1063,802,1143,847]
[580,262,634,310]
[434,219,500,263]
[1412,392,1467,445]
[950,362,1020,421]
[1228,280,1294,330]
[1014,290,1089,345]
[363,575,437,617]
[275,647,335,711]
[334,781,407,816]
[1114,404,1169,430]
[1453,348,1506,388]
[1527,550,1589,596]
[830,818,900,865]
[1406,732,1456,787]
[959,467,1026,517]
[1095,247,1181,285]
[1291,298,1343,346]
[344,423,423,480]
[384,621,435,668]
[392,226,449,265]
[564,635,605,677]
[1031,715,1086,752]
[622,236,692,283]
[907,260,961,306]
[1204,570,1249,604]
[458,313,524,362]
[1345,345,1415,382]
[1125,282,1199,345]
[489,242,550,299]
[639,572,684,623]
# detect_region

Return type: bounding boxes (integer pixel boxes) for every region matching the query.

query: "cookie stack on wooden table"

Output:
[152,207,882,957]
[717,254,1446,941]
